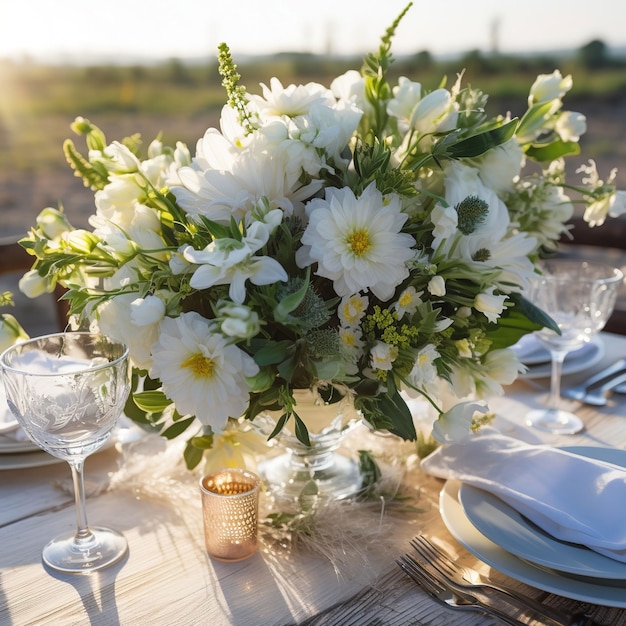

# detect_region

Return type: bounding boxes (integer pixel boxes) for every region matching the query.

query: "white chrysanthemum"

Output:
[172,128,321,224]
[330,70,371,115]
[296,183,415,301]
[253,77,335,118]
[150,312,260,430]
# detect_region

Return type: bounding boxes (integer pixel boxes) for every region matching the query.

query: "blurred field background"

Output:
[1,41,626,242]
[1,40,626,336]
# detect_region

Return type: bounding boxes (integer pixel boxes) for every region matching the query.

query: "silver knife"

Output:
[577,371,626,405]
[562,359,626,401]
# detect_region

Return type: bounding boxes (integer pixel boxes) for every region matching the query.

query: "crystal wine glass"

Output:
[525,259,623,434]
[0,332,130,574]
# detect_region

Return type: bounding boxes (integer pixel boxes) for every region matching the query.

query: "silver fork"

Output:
[410,536,602,626]
[397,555,525,625]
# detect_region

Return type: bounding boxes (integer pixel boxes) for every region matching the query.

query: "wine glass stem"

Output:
[69,460,93,543]
[548,350,568,411]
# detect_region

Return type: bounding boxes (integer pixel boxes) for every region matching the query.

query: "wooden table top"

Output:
[2,333,626,625]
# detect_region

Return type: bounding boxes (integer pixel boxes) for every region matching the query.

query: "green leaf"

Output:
[161,416,196,440]
[252,340,292,366]
[436,119,518,160]
[274,268,310,322]
[63,139,109,190]
[133,390,171,413]
[516,101,556,140]
[190,434,215,450]
[378,392,417,441]
[123,393,154,425]
[358,449,382,493]
[184,441,204,470]
[524,140,580,162]
[313,357,342,381]
[277,354,298,382]
[485,295,559,349]
[293,411,311,447]
[267,412,290,440]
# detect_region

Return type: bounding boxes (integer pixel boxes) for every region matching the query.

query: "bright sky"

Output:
[1,0,625,62]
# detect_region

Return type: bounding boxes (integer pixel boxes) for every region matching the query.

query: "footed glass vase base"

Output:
[258,452,362,504]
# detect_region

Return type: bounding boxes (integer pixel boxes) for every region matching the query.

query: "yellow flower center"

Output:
[417,353,430,365]
[342,333,356,347]
[182,353,215,379]
[398,292,413,307]
[347,229,370,256]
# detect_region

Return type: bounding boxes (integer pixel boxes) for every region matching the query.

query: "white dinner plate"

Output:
[440,480,626,608]
[512,334,596,366]
[0,385,19,435]
[519,335,604,379]
[0,437,39,453]
[0,418,144,470]
[458,447,626,580]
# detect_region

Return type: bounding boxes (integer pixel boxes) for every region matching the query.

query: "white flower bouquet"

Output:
[18,3,625,468]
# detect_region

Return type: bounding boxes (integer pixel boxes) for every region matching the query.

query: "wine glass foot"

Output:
[525,408,584,435]
[42,526,128,574]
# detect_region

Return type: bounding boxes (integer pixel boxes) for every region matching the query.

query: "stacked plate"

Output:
[440,446,626,607]
[0,388,130,470]
[513,335,605,379]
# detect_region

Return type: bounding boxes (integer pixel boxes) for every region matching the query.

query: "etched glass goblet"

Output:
[525,259,623,434]
[0,332,130,574]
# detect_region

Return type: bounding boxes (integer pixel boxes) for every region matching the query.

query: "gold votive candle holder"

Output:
[199,468,261,562]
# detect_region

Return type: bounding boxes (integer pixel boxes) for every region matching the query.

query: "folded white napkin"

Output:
[421,430,626,562]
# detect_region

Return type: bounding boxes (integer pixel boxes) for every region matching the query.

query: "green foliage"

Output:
[217,43,259,134]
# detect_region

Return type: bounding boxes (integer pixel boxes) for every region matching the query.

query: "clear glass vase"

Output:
[253,389,362,505]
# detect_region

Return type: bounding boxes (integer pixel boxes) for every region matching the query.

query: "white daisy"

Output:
[150,312,260,430]
[296,183,415,301]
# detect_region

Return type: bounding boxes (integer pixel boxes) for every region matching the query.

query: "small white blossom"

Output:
[338,294,369,326]
[474,288,508,323]
[432,402,489,443]
[555,111,586,142]
[370,341,398,371]
[130,295,166,327]
[18,270,54,298]
[528,70,573,105]
[428,275,446,297]
[394,286,423,318]
[0,314,29,353]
